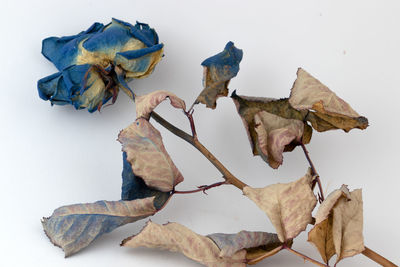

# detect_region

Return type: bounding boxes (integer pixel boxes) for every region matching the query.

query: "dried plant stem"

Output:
[283,245,329,267]
[300,143,325,202]
[150,112,247,190]
[172,181,226,194]
[362,247,398,267]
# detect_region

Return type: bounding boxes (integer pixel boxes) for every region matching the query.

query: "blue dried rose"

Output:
[38,18,163,112]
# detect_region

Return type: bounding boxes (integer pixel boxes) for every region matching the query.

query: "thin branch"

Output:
[362,247,398,267]
[184,109,197,138]
[301,143,325,202]
[284,245,329,267]
[192,139,247,190]
[150,112,194,145]
[122,86,247,191]
[172,181,226,195]
[150,112,247,190]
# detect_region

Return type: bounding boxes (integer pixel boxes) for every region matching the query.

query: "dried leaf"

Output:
[289,68,368,132]
[196,42,243,109]
[246,245,284,265]
[122,221,247,267]
[207,231,281,257]
[244,169,317,242]
[308,186,364,264]
[118,118,184,192]
[121,152,171,210]
[254,111,304,169]
[42,197,157,257]
[231,91,312,166]
[136,90,186,119]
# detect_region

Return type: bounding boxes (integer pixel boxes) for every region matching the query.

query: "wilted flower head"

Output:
[38,18,164,112]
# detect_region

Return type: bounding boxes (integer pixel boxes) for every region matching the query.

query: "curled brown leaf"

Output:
[231,91,312,169]
[308,185,364,264]
[289,68,368,132]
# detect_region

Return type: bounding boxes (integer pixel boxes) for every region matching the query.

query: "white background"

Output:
[1,0,399,266]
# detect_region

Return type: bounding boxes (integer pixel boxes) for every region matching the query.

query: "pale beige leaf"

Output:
[122,221,246,267]
[254,111,304,169]
[289,68,359,117]
[308,186,364,264]
[332,189,364,263]
[136,90,186,119]
[289,68,368,132]
[118,118,184,192]
[314,184,351,224]
[244,169,317,242]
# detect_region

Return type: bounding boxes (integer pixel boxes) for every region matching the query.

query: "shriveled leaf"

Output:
[42,197,157,257]
[289,68,368,132]
[231,91,312,160]
[122,221,247,267]
[136,90,186,119]
[121,152,171,210]
[118,118,184,192]
[207,231,282,258]
[196,42,243,109]
[244,169,317,242]
[254,111,304,169]
[246,245,284,265]
[308,186,364,264]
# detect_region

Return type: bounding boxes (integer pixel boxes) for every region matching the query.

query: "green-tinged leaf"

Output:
[289,68,368,132]
[118,118,184,192]
[196,42,243,109]
[308,185,364,264]
[136,90,186,119]
[244,169,317,242]
[121,221,247,267]
[42,197,157,257]
[207,231,282,258]
[231,91,312,168]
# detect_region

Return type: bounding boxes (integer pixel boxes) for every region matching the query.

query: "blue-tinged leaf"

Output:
[121,152,171,210]
[38,64,113,112]
[42,197,157,257]
[118,119,184,192]
[196,41,243,109]
[207,231,281,257]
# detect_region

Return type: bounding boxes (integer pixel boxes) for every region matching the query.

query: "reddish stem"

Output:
[283,244,329,267]
[362,247,398,267]
[185,109,197,138]
[300,143,325,202]
[172,181,226,195]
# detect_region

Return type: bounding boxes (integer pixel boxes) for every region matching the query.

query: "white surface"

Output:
[1,0,399,266]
